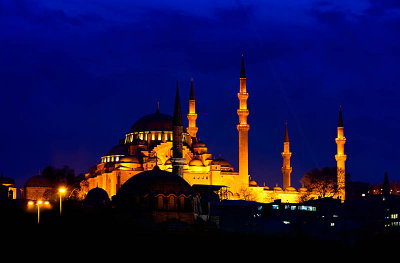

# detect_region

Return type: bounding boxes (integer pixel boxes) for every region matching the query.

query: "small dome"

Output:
[84,187,110,207]
[189,158,203,166]
[299,187,308,192]
[285,187,296,192]
[119,156,140,163]
[116,166,193,199]
[211,158,232,167]
[0,176,14,185]
[249,180,258,187]
[106,144,129,156]
[24,175,53,188]
[273,186,283,191]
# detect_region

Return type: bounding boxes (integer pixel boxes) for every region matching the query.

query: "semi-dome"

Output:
[116,166,193,200]
[211,158,232,168]
[106,144,129,156]
[189,158,204,166]
[192,141,206,148]
[119,156,140,163]
[129,111,173,133]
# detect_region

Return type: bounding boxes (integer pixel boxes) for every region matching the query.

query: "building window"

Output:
[272,205,279,210]
[179,196,185,210]
[168,196,176,210]
[157,196,164,210]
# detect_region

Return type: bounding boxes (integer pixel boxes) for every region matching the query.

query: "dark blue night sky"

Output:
[1,0,400,188]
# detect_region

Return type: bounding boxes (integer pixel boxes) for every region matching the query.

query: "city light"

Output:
[59,187,67,215]
[27,200,51,224]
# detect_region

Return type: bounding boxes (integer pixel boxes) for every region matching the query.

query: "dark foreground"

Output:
[2,200,400,257]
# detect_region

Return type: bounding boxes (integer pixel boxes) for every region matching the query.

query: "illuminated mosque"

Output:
[81,55,347,204]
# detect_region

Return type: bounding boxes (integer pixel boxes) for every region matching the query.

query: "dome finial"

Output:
[156,100,160,114]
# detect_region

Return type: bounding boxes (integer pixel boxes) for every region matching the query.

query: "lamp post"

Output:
[59,187,66,216]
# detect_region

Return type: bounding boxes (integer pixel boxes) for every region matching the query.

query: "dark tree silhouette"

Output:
[300,167,340,200]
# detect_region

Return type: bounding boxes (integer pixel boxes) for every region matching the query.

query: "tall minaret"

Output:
[187,78,198,139]
[282,122,292,190]
[236,53,250,191]
[335,105,347,201]
[171,81,185,178]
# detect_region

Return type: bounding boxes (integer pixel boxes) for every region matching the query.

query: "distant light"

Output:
[28,201,34,206]
[44,201,50,205]
[362,194,365,197]
[59,188,66,193]
[37,200,43,205]
[283,221,290,225]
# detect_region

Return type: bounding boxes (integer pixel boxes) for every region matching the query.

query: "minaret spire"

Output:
[187,78,198,139]
[236,53,250,193]
[240,52,246,79]
[172,81,185,178]
[172,81,183,126]
[282,122,292,190]
[338,105,343,127]
[335,105,347,201]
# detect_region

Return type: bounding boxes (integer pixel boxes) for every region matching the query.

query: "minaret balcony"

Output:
[237,109,249,116]
[238,92,249,100]
[237,124,250,131]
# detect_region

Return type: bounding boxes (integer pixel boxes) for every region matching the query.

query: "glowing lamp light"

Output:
[59,187,66,215]
[28,201,34,206]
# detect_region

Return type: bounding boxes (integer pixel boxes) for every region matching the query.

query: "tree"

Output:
[300,167,341,200]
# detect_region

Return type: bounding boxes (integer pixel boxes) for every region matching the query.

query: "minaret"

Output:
[335,105,347,201]
[171,81,185,178]
[187,78,198,139]
[282,122,292,190]
[236,53,250,191]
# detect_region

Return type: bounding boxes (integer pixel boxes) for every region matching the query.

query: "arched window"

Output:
[157,195,164,210]
[168,195,176,210]
[179,196,185,210]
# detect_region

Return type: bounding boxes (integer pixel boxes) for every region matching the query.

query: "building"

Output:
[81,55,345,204]
[21,171,54,201]
[0,174,17,199]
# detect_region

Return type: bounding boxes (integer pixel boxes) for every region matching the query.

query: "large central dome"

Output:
[129,110,173,133]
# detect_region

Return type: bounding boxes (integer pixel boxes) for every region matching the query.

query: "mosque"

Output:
[80,55,347,204]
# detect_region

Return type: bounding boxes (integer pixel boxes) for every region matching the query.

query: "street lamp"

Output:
[59,187,66,215]
[27,200,51,224]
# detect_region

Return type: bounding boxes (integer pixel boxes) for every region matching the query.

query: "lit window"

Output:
[331,223,335,227]
[272,205,279,210]
[291,206,296,210]
[391,214,398,219]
